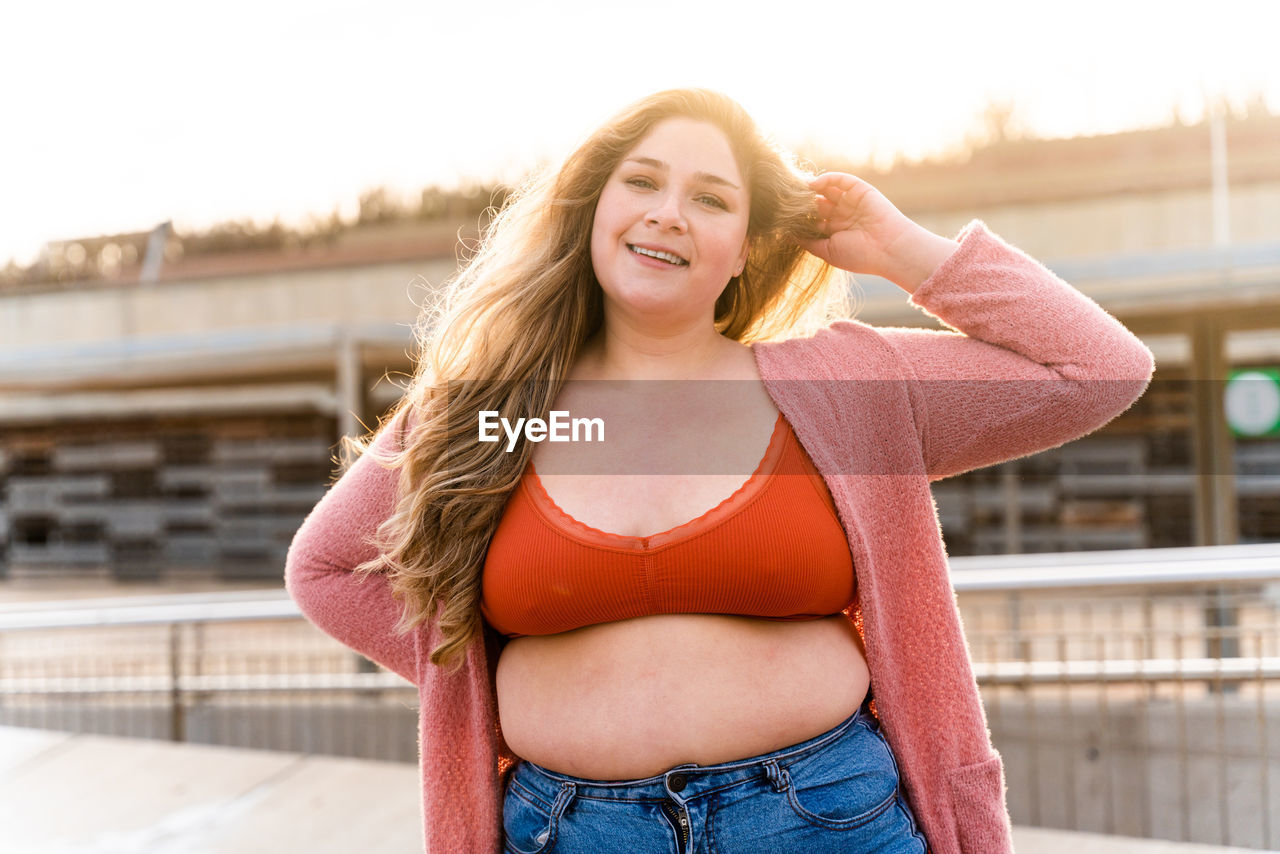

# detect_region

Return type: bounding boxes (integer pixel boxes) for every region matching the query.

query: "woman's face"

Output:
[589,117,751,330]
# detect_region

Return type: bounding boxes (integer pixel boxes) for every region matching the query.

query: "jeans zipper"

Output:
[660,799,690,853]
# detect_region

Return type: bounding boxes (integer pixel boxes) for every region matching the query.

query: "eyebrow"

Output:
[623,156,741,191]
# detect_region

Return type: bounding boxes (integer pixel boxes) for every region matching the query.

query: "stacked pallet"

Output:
[1237,441,1280,543]
[0,415,337,581]
[934,435,1161,556]
[0,447,8,572]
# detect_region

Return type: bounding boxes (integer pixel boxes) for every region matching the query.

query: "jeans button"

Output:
[668,772,687,792]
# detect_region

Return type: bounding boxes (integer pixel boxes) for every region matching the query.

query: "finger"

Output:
[809,172,859,197]
[830,182,870,215]
[811,183,846,210]
[796,236,827,258]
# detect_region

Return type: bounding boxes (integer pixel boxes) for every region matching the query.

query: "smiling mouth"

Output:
[628,244,688,266]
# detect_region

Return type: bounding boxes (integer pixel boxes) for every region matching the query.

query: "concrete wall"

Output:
[0,258,455,360]
[992,696,1280,850]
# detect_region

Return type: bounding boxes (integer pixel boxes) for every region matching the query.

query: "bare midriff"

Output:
[495,612,871,780]
[497,342,870,780]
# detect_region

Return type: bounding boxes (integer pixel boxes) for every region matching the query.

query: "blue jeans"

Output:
[502,699,929,853]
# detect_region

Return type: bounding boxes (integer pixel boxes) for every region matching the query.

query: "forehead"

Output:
[623,117,744,185]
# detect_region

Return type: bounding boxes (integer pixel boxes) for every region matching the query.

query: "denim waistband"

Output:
[514,699,875,803]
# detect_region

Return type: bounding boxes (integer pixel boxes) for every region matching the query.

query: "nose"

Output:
[646,190,687,231]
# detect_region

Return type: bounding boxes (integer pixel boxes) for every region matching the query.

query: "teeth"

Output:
[629,245,687,265]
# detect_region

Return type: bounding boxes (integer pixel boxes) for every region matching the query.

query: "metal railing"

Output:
[951,542,1280,851]
[0,589,418,761]
[2,542,1280,848]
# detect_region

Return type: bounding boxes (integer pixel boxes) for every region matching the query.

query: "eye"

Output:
[626,176,657,190]
[697,194,728,210]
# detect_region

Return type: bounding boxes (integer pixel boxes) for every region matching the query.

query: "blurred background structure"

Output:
[3,101,1280,852]
[3,103,1278,579]
[2,0,1280,849]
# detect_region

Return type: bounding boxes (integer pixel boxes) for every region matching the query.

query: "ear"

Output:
[735,237,751,277]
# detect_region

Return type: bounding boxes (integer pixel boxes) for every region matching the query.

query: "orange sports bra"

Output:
[480,413,856,638]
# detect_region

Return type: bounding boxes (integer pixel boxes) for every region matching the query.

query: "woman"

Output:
[285,89,1154,854]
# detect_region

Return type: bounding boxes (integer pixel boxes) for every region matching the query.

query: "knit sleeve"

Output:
[878,219,1154,482]
[283,409,420,685]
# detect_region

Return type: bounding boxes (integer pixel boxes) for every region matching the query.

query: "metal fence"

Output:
[953,542,1280,850]
[0,590,419,762]
[3,542,1280,848]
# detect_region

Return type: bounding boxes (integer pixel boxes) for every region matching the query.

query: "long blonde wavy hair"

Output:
[348,88,854,672]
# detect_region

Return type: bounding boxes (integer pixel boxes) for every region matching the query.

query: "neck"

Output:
[579,319,736,382]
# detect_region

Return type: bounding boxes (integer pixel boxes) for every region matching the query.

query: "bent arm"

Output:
[879,225,961,296]
[880,219,1155,481]
[284,410,419,684]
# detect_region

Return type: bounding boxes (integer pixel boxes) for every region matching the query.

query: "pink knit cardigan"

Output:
[284,219,1155,854]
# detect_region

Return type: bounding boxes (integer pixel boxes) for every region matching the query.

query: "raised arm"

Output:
[284,410,420,684]
[798,173,1153,481]
[881,219,1155,480]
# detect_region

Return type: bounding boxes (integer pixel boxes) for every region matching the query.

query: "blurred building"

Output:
[1,110,1278,582]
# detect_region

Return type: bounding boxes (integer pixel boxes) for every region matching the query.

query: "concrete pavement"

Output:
[0,725,1270,853]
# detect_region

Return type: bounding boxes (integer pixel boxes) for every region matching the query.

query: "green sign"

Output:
[1225,368,1280,437]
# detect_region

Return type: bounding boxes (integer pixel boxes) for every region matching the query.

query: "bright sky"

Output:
[2,0,1277,268]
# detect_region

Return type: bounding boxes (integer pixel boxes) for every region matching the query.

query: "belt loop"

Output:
[762,759,789,792]
[554,781,578,816]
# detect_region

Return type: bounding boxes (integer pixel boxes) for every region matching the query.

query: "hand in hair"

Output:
[798,172,958,294]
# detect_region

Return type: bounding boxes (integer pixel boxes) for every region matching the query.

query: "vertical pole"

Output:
[1209,97,1231,263]
[336,328,364,448]
[1176,633,1190,842]
[139,220,172,284]
[1190,318,1238,546]
[1257,634,1272,847]
[1002,463,1021,554]
[169,622,184,742]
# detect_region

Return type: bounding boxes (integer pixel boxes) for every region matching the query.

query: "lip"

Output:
[626,242,689,267]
